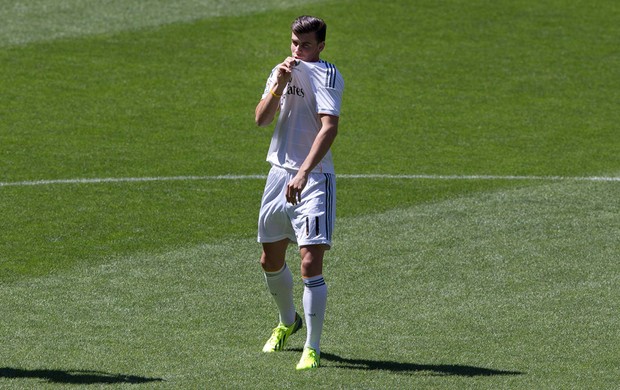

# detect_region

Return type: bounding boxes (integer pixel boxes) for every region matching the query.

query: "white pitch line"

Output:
[339,174,620,182]
[0,174,619,188]
[0,175,266,187]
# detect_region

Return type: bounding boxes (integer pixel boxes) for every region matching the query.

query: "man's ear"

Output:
[318,41,326,53]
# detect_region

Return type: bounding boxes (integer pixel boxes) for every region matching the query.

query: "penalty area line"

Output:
[0,174,619,188]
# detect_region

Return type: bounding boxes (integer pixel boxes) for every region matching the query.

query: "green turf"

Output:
[1,0,619,388]
[2,181,618,388]
[0,0,327,47]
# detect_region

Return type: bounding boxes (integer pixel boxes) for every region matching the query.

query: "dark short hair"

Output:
[291,15,327,43]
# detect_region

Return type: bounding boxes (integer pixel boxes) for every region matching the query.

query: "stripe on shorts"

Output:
[324,173,334,241]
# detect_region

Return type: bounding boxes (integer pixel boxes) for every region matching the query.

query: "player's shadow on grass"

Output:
[301,350,523,376]
[0,367,164,385]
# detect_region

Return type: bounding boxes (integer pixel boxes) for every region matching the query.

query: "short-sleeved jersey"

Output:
[261,59,344,174]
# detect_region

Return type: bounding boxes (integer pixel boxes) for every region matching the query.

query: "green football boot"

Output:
[262,313,303,353]
[296,347,320,371]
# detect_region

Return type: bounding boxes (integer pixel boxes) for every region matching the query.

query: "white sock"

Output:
[302,275,327,354]
[264,263,296,325]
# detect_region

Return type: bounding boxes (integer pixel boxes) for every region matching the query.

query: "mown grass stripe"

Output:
[0,0,328,47]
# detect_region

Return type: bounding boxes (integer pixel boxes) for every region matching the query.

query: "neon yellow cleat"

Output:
[296,347,320,371]
[262,313,303,352]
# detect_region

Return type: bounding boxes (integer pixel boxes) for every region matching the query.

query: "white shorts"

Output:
[258,166,336,248]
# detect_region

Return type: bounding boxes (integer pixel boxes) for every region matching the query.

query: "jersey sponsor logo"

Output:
[286,84,305,98]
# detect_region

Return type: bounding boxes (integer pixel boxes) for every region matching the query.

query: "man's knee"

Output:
[261,240,289,272]
[300,245,326,277]
[261,253,284,271]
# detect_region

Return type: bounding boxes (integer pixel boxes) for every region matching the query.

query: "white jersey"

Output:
[261,59,344,174]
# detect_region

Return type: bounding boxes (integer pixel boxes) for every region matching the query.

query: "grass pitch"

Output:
[1,0,619,388]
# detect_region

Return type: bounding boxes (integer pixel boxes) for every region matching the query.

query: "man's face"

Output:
[290,32,325,62]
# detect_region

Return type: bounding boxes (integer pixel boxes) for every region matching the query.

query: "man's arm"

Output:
[255,57,297,127]
[286,114,339,205]
[254,82,284,127]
